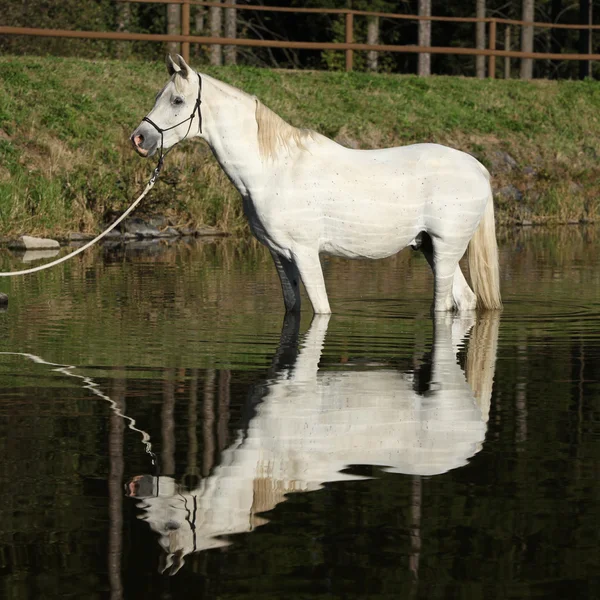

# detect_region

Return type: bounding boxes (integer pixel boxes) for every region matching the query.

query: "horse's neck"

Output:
[200,76,264,197]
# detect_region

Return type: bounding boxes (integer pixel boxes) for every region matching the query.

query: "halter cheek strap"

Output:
[142,72,203,164]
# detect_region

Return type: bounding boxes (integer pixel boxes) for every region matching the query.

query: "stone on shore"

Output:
[156,226,181,238]
[69,232,96,242]
[8,235,60,250]
[0,293,8,307]
[122,218,161,238]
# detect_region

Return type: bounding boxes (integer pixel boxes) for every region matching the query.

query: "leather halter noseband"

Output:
[142,72,203,162]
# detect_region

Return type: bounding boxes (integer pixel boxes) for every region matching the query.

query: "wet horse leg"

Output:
[420,234,473,312]
[291,248,331,315]
[271,250,302,313]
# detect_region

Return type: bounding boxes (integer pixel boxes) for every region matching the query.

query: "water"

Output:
[0,228,599,599]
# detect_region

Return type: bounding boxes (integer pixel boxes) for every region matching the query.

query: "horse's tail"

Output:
[465,313,500,422]
[468,193,502,310]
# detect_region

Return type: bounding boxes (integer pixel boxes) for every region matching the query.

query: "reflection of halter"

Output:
[142,72,203,165]
[181,493,198,553]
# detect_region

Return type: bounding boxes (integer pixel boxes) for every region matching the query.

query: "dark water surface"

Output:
[0,228,599,600]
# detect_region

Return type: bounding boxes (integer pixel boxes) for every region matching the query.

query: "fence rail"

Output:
[1,1,597,79]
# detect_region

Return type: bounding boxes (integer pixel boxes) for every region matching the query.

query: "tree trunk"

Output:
[550,0,563,78]
[367,16,379,72]
[476,0,486,78]
[210,0,223,66]
[418,0,431,76]
[579,0,592,79]
[224,3,237,66]
[194,7,206,58]
[167,3,181,57]
[520,0,535,80]
[116,2,131,59]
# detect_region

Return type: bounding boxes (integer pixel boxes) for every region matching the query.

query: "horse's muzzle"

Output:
[131,133,148,157]
[130,124,158,157]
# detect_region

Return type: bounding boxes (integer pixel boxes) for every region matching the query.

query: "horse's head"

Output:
[126,474,233,574]
[130,54,202,158]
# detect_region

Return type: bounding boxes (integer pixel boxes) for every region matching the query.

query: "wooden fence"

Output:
[1,0,598,78]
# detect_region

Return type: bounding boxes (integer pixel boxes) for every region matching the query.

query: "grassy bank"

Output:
[0,55,599,237]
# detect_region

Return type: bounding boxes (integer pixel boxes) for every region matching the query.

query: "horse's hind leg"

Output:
[452,264,477,311]
[270,250,302,313]
[420,234,472,312]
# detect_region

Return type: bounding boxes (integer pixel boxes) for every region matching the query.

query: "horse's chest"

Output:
[242,196,284,250]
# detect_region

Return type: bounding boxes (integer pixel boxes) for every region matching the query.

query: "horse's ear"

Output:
[166,54,180,76]
[174,54,191,79]
[168,549,186,576]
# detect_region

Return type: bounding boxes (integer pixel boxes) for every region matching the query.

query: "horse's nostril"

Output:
[133,134,144,147]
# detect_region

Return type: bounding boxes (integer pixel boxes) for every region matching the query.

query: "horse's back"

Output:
[259,140,491,259]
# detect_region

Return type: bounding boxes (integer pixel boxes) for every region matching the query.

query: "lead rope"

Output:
[0,153,164,278]
[0,73,203,279]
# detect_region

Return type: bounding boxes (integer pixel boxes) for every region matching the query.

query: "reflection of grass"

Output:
[0,228,598,371]
[1,56,599,237]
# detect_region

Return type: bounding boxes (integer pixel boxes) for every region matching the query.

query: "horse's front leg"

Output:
[292,248,331,315]
[270,250,302,313]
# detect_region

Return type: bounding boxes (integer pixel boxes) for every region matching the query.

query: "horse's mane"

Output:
[177,72,314,161]
[255,100,314,161]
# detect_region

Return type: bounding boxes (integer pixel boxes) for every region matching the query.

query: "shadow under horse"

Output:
[127,313,499,574]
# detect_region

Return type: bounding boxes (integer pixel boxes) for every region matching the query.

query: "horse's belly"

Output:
[320,207,420,259]
[320,236,411,260]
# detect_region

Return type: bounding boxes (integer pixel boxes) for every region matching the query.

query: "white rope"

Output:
[0,351,155,460]
[0,172,159,278]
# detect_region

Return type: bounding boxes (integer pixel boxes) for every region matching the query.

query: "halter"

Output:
[142,72,203,165]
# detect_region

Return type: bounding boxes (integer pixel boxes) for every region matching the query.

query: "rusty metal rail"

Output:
[1,2,597,79]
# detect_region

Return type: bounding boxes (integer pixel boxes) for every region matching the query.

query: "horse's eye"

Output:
[173,97,184,106]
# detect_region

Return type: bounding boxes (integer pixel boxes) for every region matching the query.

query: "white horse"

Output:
[127,313,499,574]
[131,55,502,314]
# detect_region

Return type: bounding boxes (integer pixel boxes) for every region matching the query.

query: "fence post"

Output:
[504,26,511,78]
[488,19,496,79]
[182,2,190,64]
[345,12,353,72]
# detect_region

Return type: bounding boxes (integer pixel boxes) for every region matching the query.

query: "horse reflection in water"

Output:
[127,314,499,574]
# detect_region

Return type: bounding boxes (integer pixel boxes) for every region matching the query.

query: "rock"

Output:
[0,292,7,306]
[146,216,169,230]
[522,166,537,177]
[495,185,523,203]
[520,219,533,226]
[8,235,60,250]
[156,226,181,238]
[22,249,60,263]
[489,150,518,174]
[69,232,96,242]
[177,226,197,237]
[121,217,161,238]
[568,182,584,194]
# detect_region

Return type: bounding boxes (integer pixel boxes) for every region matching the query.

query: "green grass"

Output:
[0,55,599,237]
